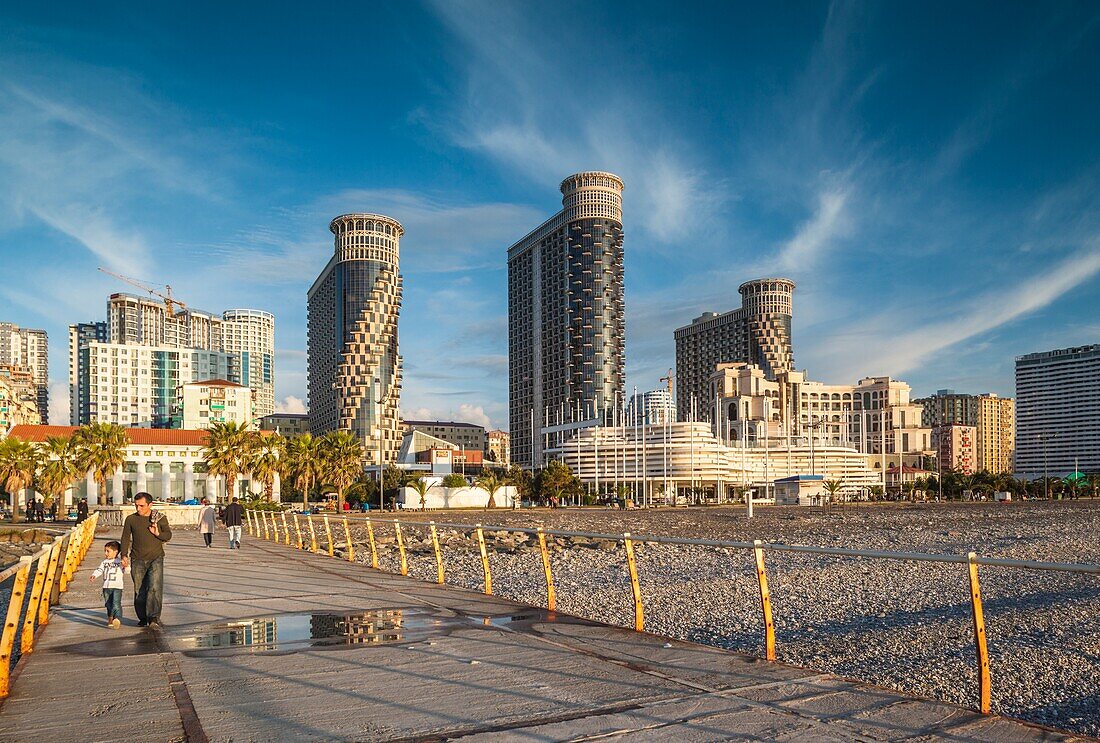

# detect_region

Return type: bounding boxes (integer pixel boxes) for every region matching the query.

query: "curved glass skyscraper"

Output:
[508,172,626,467]
[308,214,404,464]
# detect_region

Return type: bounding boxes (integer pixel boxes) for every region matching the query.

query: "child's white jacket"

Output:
[92,558,129,590]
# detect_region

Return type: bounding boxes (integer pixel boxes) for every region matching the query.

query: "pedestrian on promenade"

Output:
[223,496,244,549]
[198,498,216,547]
[120,492,172,628]
[76,499,89,524]
[90,540,128,628]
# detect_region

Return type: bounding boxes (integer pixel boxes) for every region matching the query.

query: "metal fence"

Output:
[0,514,100,698]
[245,508,1100,716]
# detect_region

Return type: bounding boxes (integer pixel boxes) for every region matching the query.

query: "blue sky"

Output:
[1,1,1098,429]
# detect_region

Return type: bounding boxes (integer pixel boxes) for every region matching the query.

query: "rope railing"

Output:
[246,509,1100,717]
[0,512,100,698]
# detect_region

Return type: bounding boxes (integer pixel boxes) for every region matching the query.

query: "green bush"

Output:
[441,474,467,488]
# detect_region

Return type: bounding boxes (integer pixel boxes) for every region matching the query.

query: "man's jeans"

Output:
[103,588,122,620]
[130,556,164,623]
[228,525,242,548]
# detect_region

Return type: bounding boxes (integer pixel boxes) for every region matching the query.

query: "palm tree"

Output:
[248,434,285,501]
[405,476,431,510]
[36,436,82,513]
[822,478,844,505]
[321,431,364,512]
[0,438,40,523]
[73,422,128,506]
[1086,473,1100,499]
[203,421,257,502]
[475,470,506,509]
[285,433,324,511]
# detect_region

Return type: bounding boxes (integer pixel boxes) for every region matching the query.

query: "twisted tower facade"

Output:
[308,214,404,465]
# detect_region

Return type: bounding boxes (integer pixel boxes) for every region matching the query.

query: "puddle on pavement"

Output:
[59,608,557,658]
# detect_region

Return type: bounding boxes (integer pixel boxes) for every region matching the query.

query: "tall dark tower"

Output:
[308,214,404,465]
[507,172,625,467]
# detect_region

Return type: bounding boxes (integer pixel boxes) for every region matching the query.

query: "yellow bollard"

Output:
[394,521,408,576]
[366,518,379,569]
[475,525,493,595]
[20,552,51,654]
[307,515,319,553]
[623,533,644,632]
[537,528,556,611]
[273,511,284,543]
[292,513,303,549]
[262,510,271,541]
[342,517,355,562]
[0,559,32,698]
[39,537,65,624]
[430,522,444,584]
[968,552,991,714]
[323,515,335,557]
[281,512,291,545]
[753,540,776,661]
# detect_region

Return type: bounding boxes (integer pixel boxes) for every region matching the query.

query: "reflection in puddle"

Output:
[173,608,547,655]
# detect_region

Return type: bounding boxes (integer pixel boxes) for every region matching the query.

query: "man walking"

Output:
[223,496,244,549]
[120,492,172,628]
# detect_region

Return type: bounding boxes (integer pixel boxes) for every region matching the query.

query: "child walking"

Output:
[90,540,129,628]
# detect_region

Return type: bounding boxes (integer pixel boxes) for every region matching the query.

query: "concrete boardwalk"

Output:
[0,530,1084,742]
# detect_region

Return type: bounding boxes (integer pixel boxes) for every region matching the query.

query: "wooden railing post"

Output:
[20,552,50,654]
[0,558,32,698]
[307,515,319,553]
[262,510,271,541]
[537,527,556,611]
[342,517,355,562]
[366,518,378,569]
[48,534,70,607]
[245,509,253,536]
[753,540,776,661]
[623,533,644,632]
[475,525,492,595]
[281,511,291,545]
[968,552,992,714]
[39,537,65,623]
[292,513,303,549]
[430,522,444,584]
[394,521,408,576]
[323,515,335,557]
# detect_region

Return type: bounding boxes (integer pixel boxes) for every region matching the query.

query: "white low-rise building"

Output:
[8,424,279,506]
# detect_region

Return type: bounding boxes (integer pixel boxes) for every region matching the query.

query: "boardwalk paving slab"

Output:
[0,529,1090,742]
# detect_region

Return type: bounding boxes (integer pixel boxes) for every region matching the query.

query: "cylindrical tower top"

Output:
[738,277,796,296]
[738,278,795,317]
[560,171,624,223]
[328,213,404,267]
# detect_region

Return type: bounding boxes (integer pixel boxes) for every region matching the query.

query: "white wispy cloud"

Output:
[424,0,720,249]
[806,240,1100,381]
[773,184,851,273]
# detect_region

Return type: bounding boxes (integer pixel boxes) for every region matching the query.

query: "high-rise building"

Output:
[914,390,1015,473]
[72,295,273,426]
[77,343,234,428]
[674,278,795,421]
[1015,345,1100,479]
[626,388,676,425]
[0,323,48,423]
[69,321,108,425]
[221,309,275,418]
[936,424,976,475]
[976,394,1014,474]
[508,172,625,468]
[0,365,42,433]
[308,213,404,466]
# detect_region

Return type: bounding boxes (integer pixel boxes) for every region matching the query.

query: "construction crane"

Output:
[659,368,674,399]
[97,267,187,314]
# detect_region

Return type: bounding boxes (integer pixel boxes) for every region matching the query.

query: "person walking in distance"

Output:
[223,496,244,549]
[90,540,128,628]
[120,492,172,628]
[198,498,216,547]
[76,498,89,524]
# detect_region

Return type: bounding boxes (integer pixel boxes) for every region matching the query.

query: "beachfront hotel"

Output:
[507,172,626,468]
